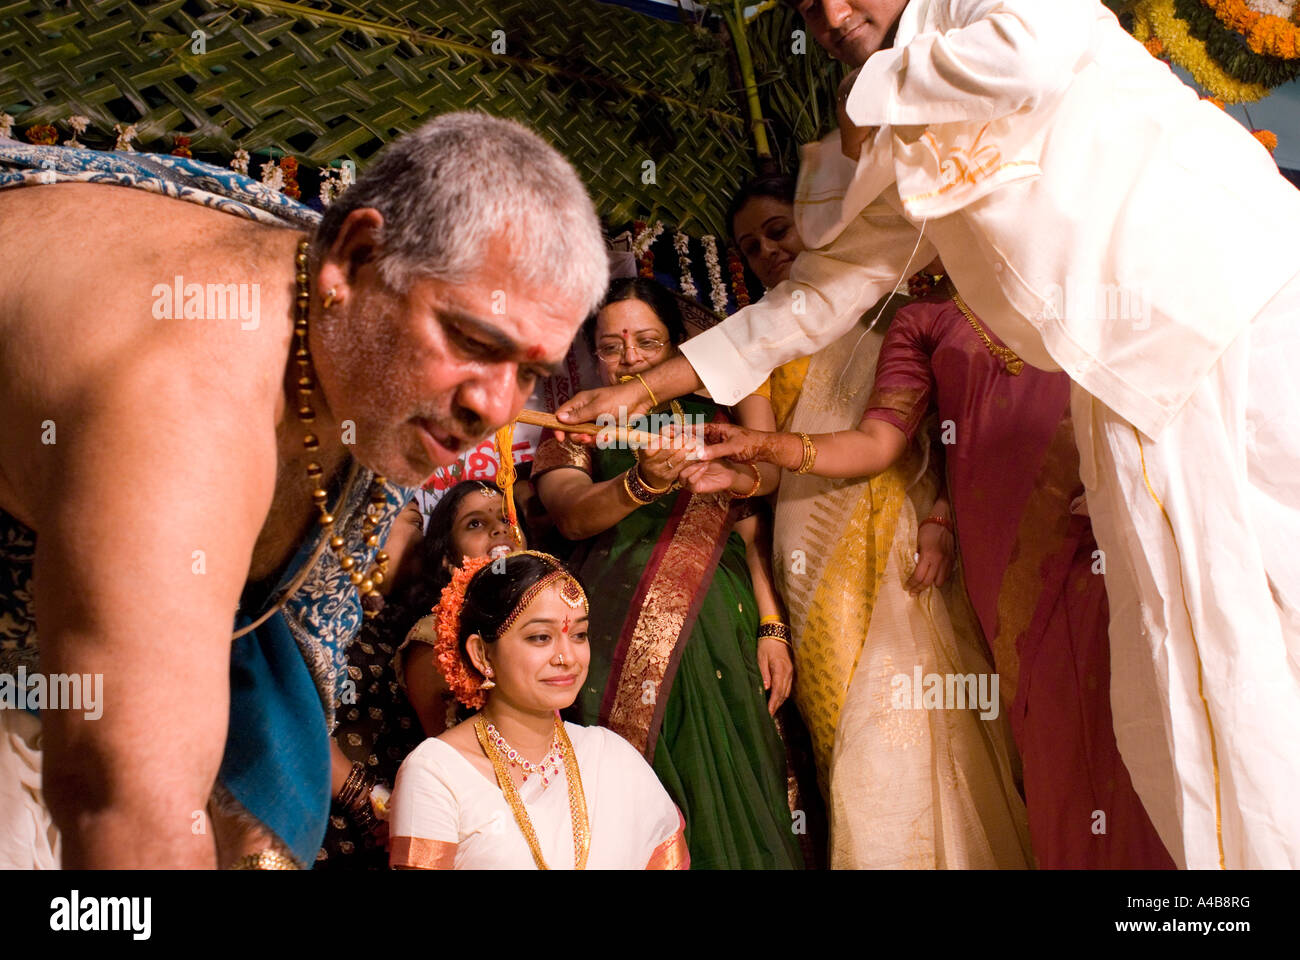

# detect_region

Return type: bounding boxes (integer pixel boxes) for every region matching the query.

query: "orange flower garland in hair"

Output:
[433,554,495,709]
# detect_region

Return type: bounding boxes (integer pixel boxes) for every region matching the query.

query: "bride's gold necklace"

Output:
[474,713,591,869]
[292,238,390,615]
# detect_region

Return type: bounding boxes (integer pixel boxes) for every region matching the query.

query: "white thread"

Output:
[835,218,930,397]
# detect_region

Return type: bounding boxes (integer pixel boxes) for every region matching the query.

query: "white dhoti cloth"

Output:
[0,710,61,868]
[1075,271,1300,869]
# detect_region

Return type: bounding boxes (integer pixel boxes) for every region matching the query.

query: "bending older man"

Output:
[0,111,607,868]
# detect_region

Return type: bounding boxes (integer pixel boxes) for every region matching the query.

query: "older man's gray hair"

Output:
[316,111,608,317]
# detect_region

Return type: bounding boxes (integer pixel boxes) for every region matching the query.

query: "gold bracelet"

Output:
[624,465,669,506]
[759,614,785,625]
[757,621,793,646]
[743,462,762,498]
[795,432,818,475]
[229,850,300,870]
[619,373,658,410]
[623,469,655,506]
[635,462,673,495]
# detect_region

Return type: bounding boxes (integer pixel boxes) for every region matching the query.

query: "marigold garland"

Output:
[1252,128,1279,151]
[279,156,301,200]
[1135,0,1272,101]
[727,247,751,308]
[433,554,495,709]
[25,124,57,145]
[1203,0,1300,59]
[1174,0,1300,88]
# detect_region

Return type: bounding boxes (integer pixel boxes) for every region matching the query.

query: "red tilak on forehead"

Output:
[526,344,546,361]
[561,615,572,635]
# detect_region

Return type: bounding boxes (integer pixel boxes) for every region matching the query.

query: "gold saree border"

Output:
[645,812,691,870]
[601,490,732,760]
[389,836,457,870]
[532,437,593,478]
[987,411,1080,708]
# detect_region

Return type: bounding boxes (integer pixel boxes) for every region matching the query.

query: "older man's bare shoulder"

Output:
[0,184,300,522]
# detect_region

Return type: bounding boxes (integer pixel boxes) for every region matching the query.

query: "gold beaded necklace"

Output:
[474,713,591,870]
[292,238,390,617]
[951,291,1024,376]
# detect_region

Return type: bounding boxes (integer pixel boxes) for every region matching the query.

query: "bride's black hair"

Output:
[457,552,586,655]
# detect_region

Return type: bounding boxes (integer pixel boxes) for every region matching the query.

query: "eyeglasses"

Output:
[595,338,667,362]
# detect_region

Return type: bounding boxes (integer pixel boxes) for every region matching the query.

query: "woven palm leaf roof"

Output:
[0,0,755,235]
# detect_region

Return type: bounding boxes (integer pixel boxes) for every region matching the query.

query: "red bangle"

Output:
[919,515,953,533]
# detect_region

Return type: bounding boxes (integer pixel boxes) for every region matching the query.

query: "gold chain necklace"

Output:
[292,238,390,616]
[951,291,1024,376]
[474,713,591,869]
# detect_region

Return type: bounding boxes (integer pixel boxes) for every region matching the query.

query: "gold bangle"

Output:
[623,469,654,506]
[623,465,668,505]
[634,462,673,495]
[794,432,818,475]
[619,373,658,410]
[635,373,658,409]
[743,462,762,498]
[759,614,785,625]
[229,850,300,870]
[757,621,793,646]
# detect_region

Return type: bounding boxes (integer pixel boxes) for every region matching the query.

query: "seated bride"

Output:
[388,550,689,869]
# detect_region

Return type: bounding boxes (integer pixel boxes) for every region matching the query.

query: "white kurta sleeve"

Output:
[847,0,1099,127]
[679,204,932,406]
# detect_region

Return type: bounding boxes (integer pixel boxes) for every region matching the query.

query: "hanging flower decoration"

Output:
[701,235,729,315]
[64,115,89,148]
[319,161,354,206]
[113,123,137,151]
[727,247,750,309]
[25,124,57,145]
[1252,128,1279,151]
[1203,0,1300,60]
[171,135,192,158]
[673,230,698,300]
[632,219,664,279]
[260,157,284,193]
[279,156,301,200]
[230,148,250,176]
[1131,0,1296,101]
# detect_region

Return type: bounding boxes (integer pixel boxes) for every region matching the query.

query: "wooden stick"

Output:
[514,408,699,455]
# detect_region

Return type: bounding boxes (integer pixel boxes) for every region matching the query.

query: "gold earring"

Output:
[323,288,338,309]
[479,667,495,691]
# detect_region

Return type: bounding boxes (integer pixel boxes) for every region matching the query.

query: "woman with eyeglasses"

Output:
[531,277,803,870]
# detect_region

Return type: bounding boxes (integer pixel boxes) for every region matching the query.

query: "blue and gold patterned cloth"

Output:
[0,141,412,865]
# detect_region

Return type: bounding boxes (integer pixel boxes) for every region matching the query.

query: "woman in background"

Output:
[699,262,1173,868]
[534,277,802,870]
[704,178,1028,869]
[395,480,521,737]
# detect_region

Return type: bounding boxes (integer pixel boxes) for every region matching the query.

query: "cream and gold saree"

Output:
[770,308,1031,869]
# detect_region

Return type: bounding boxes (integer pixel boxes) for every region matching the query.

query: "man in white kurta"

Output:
[562,0,1300,868]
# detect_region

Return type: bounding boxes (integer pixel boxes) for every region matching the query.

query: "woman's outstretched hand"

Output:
[551,379,649,444]
[694,422,785,466]
[676,459,743,495]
